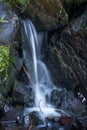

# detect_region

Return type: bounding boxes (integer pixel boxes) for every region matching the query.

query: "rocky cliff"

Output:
[47,10,87,97]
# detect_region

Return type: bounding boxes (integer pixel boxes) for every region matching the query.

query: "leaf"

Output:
[0,15,8,23]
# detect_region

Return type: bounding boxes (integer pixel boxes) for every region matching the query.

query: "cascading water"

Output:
[22,20,61,124]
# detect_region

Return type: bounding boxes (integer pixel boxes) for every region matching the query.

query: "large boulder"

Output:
[24,0,68,30]
[51,88,87,118]
[47,10,87,96]
[0,2,22,102]
[0,2,19,45]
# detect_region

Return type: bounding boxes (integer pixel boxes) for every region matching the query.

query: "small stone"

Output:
[16,116,22,124]
[24,114,30,128]
[4,105,9,113]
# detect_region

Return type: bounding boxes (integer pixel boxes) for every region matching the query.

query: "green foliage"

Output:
[64,0,86,4]
[17,0,28,5]
[0,15,8,23]
[2,0,30,13]
[2,0,29,6]
[0,45,18,101]
[0,46,10,81]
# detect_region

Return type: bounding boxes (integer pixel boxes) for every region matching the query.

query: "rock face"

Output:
[47,11,87,96]
[25,0,68,30]
[0,2,19,45]
[51,88,87,118]
[0,2,22,103]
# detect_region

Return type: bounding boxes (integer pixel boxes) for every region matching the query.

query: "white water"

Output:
[22,20,61,121]
[23,20,38,84]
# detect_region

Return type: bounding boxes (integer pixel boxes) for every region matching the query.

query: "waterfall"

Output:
[23,20,38,84]
[22,19,61,123]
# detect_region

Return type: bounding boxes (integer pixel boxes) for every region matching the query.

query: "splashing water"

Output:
[22,20,61,122]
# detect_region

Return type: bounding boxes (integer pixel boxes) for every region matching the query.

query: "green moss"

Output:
[80,24,87,31]
[65,0,86,4]
[2,0,30,11]
[0,45,10,82]
[0,45,18,98]
[2,0,29,5]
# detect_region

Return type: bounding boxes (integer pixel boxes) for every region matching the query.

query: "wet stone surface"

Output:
[51,88,87,118]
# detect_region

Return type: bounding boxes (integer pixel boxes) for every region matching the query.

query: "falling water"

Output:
[22,20,61,122]
[23,20,38,84]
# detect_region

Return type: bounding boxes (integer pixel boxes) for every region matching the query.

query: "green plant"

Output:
[0,15,8,23]
[2,0,30,6]
[0,45,10,81]
[64,0,86,4]
[2,0,30,13]
[17,0,28,5]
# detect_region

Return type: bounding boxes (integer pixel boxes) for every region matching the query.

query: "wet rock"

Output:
[23,111,46,129]
[72,11,87,31]
[5,126,27,130]
[71,119,87,130]
[0,2,19,45]
[29,111,44,127]
[23,114,30,128]
[47,11,87,96]
[16,116,23,125]
[12,82,35,106]
[3,105,9,113]
[51,88,87,118]
[1,106,21,121]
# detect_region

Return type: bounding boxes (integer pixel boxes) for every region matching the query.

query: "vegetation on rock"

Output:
[0,45,11,100]
[0,45,10,82]
[2,0,30,12]
[64,0,86,4]
[0,15,8,23]
[2,0,29,5]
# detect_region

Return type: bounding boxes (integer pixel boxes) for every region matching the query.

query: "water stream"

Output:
[22,20,61,123]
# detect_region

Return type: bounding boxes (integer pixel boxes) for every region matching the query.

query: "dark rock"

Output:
[5,55,23,95]
[51,88,87,118]
[3,105,9,113]
[12,82,35,106]
[47,11,87,96]
[60,116,73,130]
[63,0,86,20]
[23,114,30,128]
[29,111,44,127]
[4,126,27,130]
[1,106,21,121]
[0,122,5,130]
[16,115,23,125]
[0,2,19,45]
[77,119,87,129]
[23,0,68,30]
[0,103,5,118]
[71,119,87,130]
[72,11,87,31]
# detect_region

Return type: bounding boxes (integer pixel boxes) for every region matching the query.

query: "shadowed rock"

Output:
[0,2,19,45]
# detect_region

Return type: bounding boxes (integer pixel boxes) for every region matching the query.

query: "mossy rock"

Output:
[24,0,68,30]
